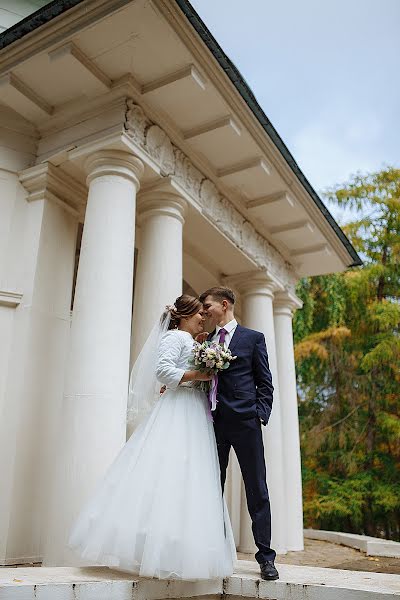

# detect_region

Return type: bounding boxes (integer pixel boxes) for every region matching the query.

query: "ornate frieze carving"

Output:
[174,148,204,198]
[146,125,175,175]
[125,100,149,147]
[125,101,297,292]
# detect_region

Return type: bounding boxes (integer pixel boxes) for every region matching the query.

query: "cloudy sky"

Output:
[191,0,400,221]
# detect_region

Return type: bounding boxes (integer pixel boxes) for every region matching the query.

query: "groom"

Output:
[199,286,279,581]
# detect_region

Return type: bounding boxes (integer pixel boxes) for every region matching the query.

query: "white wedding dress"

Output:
[68,329,236,580]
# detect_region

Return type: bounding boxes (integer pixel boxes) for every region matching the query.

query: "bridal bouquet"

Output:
[189,341,237,414]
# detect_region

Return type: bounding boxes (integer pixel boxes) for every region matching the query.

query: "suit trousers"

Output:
[214,414,276,563]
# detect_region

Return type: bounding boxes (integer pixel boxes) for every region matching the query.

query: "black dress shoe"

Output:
[260,560,279,580]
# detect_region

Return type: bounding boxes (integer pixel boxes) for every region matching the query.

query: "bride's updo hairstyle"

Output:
[163,294,202,330]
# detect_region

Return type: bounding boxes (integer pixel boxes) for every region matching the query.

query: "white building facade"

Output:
[0,0,360,566]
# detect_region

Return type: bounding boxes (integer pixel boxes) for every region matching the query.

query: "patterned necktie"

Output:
[218,327,227,346]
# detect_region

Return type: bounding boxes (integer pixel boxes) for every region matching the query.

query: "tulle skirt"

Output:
[68,386,236,580]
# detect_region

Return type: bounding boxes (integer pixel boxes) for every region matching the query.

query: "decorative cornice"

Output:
[124,100,297,293]
[0,290,23,308]
[18,162,87,218]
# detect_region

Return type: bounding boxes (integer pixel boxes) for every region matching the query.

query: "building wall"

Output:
[0,105,78,563]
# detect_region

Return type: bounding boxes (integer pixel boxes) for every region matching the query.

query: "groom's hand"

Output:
[195,332,209,343]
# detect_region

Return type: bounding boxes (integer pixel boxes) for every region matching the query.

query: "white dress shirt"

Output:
[211,318,238,349]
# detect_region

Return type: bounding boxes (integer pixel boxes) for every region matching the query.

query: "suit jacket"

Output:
[208,324,274,425]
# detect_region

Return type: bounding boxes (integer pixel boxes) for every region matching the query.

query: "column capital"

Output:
[137,182,187,225]
[224,270,284,299]
[19,162,86,217]
[85,150,144,190]
[274,290,303,316]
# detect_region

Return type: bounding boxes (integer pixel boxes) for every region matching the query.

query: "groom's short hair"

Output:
[199,286,235,305]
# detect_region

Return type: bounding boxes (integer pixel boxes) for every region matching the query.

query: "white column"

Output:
[274,291,304,550]
[0,163,81,565]
[236,274,287,555]
[44,150,143,566]
[130,186,187,364]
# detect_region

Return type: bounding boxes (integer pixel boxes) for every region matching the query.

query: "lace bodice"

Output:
[156,329,195,389]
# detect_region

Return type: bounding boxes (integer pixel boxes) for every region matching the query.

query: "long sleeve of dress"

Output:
[156,331,186,389]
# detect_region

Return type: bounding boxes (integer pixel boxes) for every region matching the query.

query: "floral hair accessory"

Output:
[166,304,177,312]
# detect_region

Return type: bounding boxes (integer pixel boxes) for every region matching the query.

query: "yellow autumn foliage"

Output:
[294,326,351,361]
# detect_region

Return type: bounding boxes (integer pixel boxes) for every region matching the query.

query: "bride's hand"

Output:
[195,332,209,343]
[195,371,213,381]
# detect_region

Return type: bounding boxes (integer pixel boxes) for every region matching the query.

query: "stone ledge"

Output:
[305,529,400,558]
[0,290,23,308]
[1,561,400,599]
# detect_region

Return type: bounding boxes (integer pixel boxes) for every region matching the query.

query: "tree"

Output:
[294,167,400,540]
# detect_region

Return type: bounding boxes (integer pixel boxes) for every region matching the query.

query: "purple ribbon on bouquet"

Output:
[208,373,219,418]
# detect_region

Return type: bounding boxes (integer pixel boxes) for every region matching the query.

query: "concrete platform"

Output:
[305,530,400,558]
[0,560,399,599]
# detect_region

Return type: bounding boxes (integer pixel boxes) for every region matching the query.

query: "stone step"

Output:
[304,529,400,558]
[0,560,399,599]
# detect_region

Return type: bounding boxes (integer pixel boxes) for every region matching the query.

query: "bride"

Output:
[68,294,236,580]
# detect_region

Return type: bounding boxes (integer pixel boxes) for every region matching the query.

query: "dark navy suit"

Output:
[210,324,276,563]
